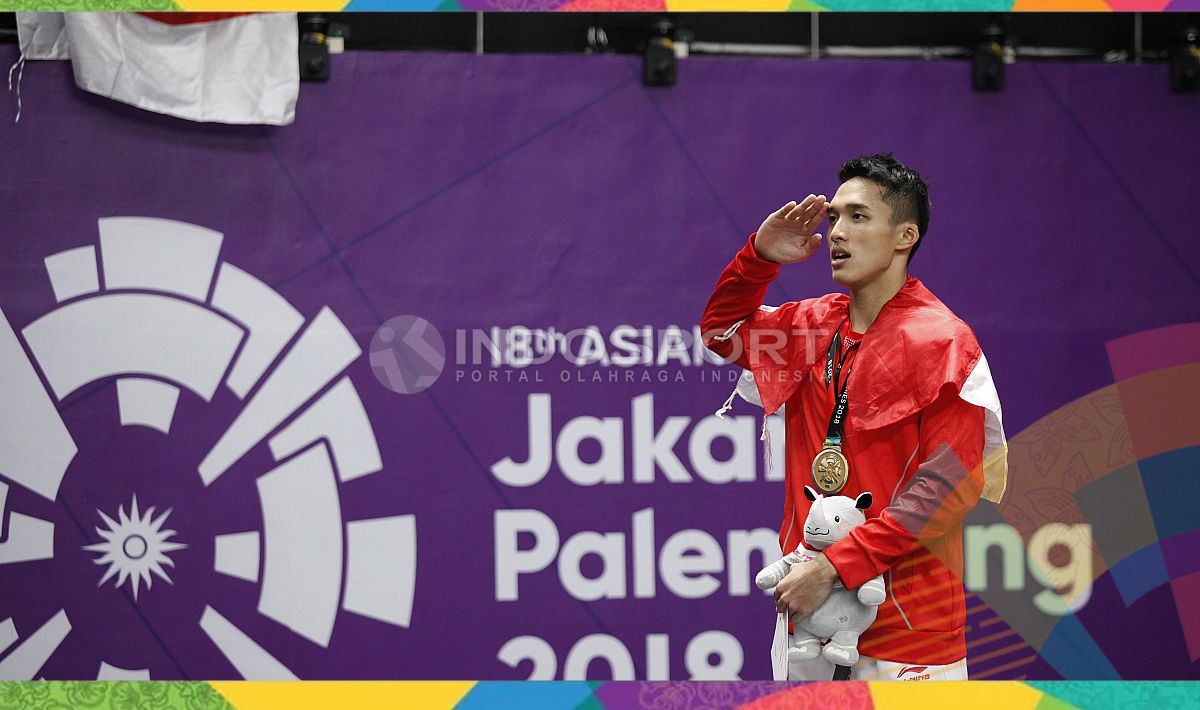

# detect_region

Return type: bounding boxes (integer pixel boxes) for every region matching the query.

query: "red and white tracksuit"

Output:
[703,236,1005,669]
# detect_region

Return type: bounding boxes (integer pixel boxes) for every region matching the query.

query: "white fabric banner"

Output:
[15,12,298,125]
[15,13,69,60]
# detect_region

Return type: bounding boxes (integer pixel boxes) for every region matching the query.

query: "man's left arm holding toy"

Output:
[826,387,985,589]
[764,386,985,643]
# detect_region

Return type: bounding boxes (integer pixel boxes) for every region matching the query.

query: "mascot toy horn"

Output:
[756,486,885,670]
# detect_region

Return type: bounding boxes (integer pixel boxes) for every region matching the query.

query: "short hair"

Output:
[838,153,930,263]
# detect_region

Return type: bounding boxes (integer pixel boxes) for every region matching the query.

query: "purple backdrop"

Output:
[0,48,1197,682]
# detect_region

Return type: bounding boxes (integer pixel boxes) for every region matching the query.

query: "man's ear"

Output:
[804,485,820,502]
[896,224,919,252]
[855,492,872,510]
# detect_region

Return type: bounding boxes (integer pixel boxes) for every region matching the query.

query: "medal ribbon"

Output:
[822,320,860,448]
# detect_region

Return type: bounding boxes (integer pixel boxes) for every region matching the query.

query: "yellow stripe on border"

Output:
[1011,0,1113,9]
[667,0,793,10]
[210,681,476,710]
[868,681,1047,710]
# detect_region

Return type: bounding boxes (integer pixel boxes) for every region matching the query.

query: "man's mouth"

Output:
[831,248,851,264]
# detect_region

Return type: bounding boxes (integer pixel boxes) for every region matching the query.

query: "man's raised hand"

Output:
[754,194,828,264]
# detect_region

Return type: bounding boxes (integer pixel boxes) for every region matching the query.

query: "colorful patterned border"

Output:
[1,681,1199,709]
[2,1,1199,12]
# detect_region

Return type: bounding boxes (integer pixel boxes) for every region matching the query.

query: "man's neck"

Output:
[848,267,908,333]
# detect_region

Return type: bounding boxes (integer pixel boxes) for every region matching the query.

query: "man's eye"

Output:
[853,213,865,221]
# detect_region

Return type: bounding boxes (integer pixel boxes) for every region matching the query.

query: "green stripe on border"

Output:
[1,0,177,10]
[0,682,233,710]
[1033,691,1081,710]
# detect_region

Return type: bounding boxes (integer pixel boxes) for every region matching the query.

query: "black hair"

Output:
[837,153,930,264]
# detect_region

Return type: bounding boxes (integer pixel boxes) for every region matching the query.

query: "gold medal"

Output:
[811,446,850,494]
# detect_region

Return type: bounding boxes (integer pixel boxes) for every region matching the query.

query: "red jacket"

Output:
[703,236,987,664]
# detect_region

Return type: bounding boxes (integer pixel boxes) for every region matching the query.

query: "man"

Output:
[702,154,1006,681]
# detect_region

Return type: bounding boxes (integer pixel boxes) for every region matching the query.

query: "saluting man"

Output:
[703,154,1007,681]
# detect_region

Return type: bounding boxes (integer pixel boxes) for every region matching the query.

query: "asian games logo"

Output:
[0,217,415,680]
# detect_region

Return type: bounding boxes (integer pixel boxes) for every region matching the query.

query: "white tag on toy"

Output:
[771,612,788,681]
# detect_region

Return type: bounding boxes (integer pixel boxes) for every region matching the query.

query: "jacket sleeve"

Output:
[701,234,792,369]
[823,384,986,590]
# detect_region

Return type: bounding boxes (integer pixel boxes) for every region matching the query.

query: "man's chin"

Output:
[831,270,856,288]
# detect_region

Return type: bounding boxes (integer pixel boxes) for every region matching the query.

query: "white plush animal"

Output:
[756,485,886,667]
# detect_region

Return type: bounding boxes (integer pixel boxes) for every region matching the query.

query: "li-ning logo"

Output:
[897,665,931,681]
[0,217,415,680]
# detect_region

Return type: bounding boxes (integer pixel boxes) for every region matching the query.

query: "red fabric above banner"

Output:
[139,13,253,26]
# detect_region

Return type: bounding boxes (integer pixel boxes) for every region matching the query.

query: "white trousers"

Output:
[787,635,968,681]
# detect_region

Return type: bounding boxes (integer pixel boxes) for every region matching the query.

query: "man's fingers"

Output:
[802,213,828,237]
[789,195,828,227]
[798,194,823,216]
[802,196,828,224]
[783,198,811,222]
[774,586,788,614]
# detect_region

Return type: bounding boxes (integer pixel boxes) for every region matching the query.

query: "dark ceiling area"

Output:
[1,12,1198,62]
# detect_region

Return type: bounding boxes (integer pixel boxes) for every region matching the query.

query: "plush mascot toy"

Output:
[756,486,886,675]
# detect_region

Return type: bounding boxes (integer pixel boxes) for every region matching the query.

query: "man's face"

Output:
[826,177,910,290]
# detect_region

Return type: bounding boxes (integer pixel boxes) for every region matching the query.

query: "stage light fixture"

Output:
[299,14,331,83]
[586,25,611,55]
[643,20,678,88]
[1169,27,1199,93]
[972,25,1007,92]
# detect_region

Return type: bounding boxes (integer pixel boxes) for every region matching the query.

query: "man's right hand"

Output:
[754,194,828,264]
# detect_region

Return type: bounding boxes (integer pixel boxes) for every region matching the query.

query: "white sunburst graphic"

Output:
[83,495,187,600]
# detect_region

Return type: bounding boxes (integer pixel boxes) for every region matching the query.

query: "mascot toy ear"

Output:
[804,485,820,502]
[855,492,872,510]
